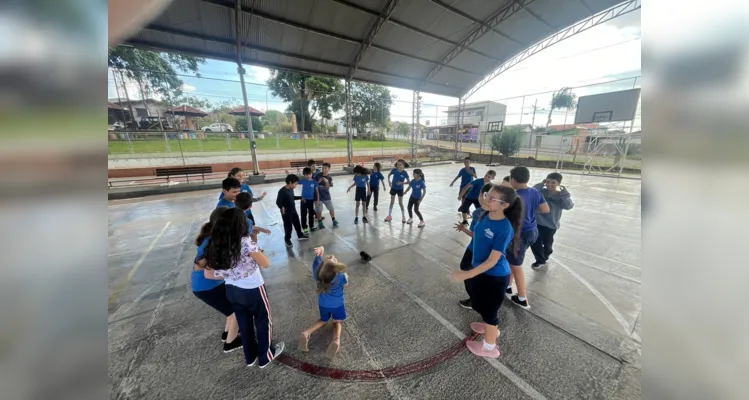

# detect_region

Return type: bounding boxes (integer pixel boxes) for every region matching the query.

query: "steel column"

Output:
[235,0,260,175]
[346,80,353,166]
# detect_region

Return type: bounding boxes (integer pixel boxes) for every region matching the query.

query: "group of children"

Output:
[190,160,574,366]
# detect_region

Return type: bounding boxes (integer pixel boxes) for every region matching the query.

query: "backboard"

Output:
[486,120,503,132]
[574,88,641,124]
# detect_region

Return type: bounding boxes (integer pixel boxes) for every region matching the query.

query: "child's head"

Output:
[302,167,312,179]
[396,159,409,170]
[285,174,300,189]
[477,183,493,208]
[500,175,512,188]
[228,167,245,181]
[316,255,347,294]
[307,159,316,168]
[235,192,252,211]
[545,172,563,191]
[463,157,471,167]
[205,208,249,270]
[413,168,424,180]
[487,184,524,255]
[322,162,331,174]
[509,166,530,188]
[483,170,496,183]
[353,165,368,175]
[373,162,382,172]
[222,177,242,201]
[195,206,228,246]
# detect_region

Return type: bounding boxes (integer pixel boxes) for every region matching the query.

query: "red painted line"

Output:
[277,333,479,381]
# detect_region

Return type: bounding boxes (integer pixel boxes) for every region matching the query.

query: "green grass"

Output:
[108,136,410,154]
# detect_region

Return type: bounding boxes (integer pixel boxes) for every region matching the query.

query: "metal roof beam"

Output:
[203,0,482,78]
[521,6,556,31]
[428,0,527,47]
[348,0,400,80]
[420,0,535,89]
[462,0,641,100]
[577,0,594,15]
[327,0,502,62]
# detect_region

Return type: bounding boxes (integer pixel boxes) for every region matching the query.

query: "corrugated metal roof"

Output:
[123,0,623,98]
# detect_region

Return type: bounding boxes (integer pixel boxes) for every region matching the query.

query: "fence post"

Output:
[176,132,186,166]
[163,132,171,152]
[555,135,565,171]
[226,132,231,151]
[276,134,279,149]
[126,132,133,153]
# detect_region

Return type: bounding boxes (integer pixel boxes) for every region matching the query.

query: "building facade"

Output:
[445,100,507,145]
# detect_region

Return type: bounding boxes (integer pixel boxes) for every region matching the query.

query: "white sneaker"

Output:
[418,221,425,228]
[406,218,413,225]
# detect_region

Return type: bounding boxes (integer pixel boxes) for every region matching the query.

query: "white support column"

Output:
[235,0,260,175]
[345,80,353,166]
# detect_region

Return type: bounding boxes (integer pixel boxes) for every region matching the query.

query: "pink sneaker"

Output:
[470,322,485,334]
[466,340,500,358]
[402,216,407,224]
[417,220,425,228]
[384,215,392,223]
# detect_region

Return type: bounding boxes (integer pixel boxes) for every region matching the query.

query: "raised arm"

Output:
[560,188,574,210]
[311,255,323,280]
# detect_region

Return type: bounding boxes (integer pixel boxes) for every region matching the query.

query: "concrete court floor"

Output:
[108,163,641,400]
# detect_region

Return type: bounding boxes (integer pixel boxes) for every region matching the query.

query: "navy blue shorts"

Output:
[467,273,511,325]
[355,186,367,201]
[193,283,233,316]
[459,197,480,214]
[506,228,539,266]
[319,305,347,321]
[389,187,404,197]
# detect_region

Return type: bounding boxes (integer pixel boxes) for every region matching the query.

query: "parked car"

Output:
[202,123,234,133]
[138,116,173,130]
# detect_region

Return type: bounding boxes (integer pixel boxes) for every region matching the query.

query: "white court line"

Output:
[553,242,640,270]
[550,256,634,336]
[330,230,548,400]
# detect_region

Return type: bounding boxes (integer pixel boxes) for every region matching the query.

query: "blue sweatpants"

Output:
[225,284,274,365]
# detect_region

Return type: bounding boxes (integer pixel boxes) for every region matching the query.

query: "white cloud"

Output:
[181,83,196,93]
[248,66,271,84]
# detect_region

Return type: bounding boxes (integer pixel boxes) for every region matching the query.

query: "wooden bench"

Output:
[290,160,325,174]
[155,166,212,184]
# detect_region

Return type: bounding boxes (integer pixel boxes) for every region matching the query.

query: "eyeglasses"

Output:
[482,192,506,204]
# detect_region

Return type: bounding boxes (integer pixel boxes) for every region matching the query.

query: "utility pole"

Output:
[528,99,538,147]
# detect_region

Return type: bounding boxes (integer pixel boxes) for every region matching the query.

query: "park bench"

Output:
[155,166,212,184]
[290,160,325,174]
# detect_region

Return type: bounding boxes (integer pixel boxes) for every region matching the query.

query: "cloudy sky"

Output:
[109,9,640,129]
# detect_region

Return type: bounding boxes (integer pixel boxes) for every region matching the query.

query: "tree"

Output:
[267,70,344,132]
[263,110,288,126]
[491,126,524,158]
[394,121,410,137]
[236,116,265,132]
[546,87,577,127]
[349,82,393,137]
[173,95,213,111]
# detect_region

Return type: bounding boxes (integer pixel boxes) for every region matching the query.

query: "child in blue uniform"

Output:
[217,178,241,208]
[298,246,349,360]
[219,168,267,222]
[403,168,427,227]
[300,167,320,234]
[451,184,524,359]
[450,157,478,194]
[347,165,370,224]
[458,170,496,225]
[454,183,493,310]
[235,193,271,245]
[367,162,387,212]
[385,159,410,223]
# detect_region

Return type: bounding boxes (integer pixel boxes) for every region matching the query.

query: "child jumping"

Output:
[531,172,574,268]
[450,184,524,359]
[300,167,320,234]
[403,168,427,227]
[200,208,284,368]
[458,170,497,225]
[298,246,349,360]
[366,162,387,212]
[347,165,370,224]
[385,159,410,223]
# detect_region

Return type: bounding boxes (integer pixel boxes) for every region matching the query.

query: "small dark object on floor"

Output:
[360,251,372,262]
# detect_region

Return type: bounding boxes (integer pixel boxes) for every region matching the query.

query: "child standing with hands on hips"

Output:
[403,168,427,227]
[347,165,370,224]
[298,246,349,360]
[385,159,410,223]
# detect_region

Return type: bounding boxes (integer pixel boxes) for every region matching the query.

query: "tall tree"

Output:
[349,82,393,137]
[546,87,577,127]
[491,126,524,157]
[267,70,344,132]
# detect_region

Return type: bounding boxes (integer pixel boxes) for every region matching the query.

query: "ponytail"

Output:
[195,221,213,246]
[228,167,243,178]
[491,185,525,256]
[413,168,424,181]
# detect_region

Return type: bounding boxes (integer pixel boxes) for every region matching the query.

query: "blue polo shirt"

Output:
[466,178,487,200]
[314,173,333,201]
[300,178,318,200]
[409,179,426,199]
[216,198,235,208]
[471,216,514,276]
[354,175,369,188]
[458,167,476,188]
[191,237,223,292]
[517,187,547,232]
[370,171,385,189]
[390,168,409,189]
[312,255,347,308]
[467,207,484,251]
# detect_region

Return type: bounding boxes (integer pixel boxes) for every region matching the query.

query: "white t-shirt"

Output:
[214,237,264,289]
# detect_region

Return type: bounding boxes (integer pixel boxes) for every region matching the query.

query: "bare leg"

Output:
[299,320,327,351]
[397,196,405,218]
[330,209,336,220]
[326,321,342,359]
[484,324,499,346]
[226,313,239,342]
[355,201,360,217]
[388,195,395,216]
[511,265,527,298]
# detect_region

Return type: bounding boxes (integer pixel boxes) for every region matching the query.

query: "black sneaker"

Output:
[298,234,310,240]
[531,262,547,269]
[373,206,378,211]
[505,287,513,295]
[285,240,293,248]
[362,216,368,224]
[511,295,530,309]
[310,226,318,232]
[259,342,285,369]
[223,336,243,353]
[462,220,469,225]
[354,217,359,225]
[221,331,228,342]
[458,299,473,310]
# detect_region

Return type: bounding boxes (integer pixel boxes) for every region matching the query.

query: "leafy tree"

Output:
[236,116,265,132]
[263,110,288,126]
[546,87,577,127]
[349,82,393,136]
[394,121,410,137]
[491,126,524,157]
[173,96,213,111]
[267,70,344,132]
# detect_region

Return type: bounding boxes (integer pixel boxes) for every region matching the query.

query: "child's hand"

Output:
[314,247,325,257]
[261,191,267,198]
[260,228,271,235]
[454,222,467,232]
[347,187,352,193]
[450,182,454,187]
[281,207,286,215]
[450,270,469,282]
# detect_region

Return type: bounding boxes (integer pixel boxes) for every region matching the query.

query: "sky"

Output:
[108,9,640,130]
